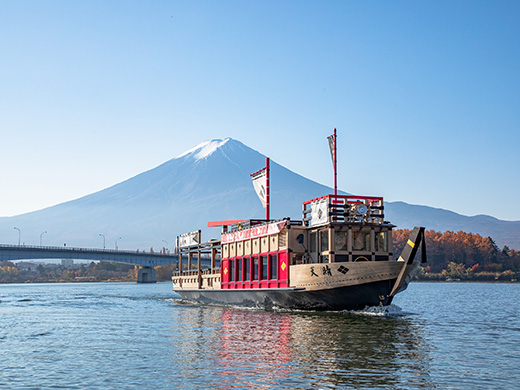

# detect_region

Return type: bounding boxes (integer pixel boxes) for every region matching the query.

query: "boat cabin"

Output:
[173,194,395,291]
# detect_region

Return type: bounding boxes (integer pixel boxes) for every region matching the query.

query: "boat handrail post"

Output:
[211,247,216,273]
[197,230,202,289]
[328,226,334,263]
[177,236,182,276]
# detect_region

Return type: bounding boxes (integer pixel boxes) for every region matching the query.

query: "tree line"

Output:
[393,229,520,281]
[0,261,175,283]
[1,230,519,283]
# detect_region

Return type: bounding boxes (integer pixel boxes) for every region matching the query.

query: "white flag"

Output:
[251,169,267,208]
[179,231,200,247]
[327,133,336,166]
[310,198,329,226]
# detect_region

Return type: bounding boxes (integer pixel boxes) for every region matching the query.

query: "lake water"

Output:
[0,282,518,389]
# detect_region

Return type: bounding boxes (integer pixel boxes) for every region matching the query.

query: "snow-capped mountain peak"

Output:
[177,138,231,160]
[0,137,518,250]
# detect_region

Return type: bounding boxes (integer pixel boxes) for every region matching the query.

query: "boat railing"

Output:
[226,217,303,233]
[172,267,221,289]
[172,268,220,277]
[302,194,385,226]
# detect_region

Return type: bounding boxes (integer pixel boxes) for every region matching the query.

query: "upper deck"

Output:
[302,194,390,227]
[218,195,393,261]
[174,194,397,291]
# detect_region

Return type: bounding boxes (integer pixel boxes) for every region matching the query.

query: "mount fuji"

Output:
[1,138,519,250]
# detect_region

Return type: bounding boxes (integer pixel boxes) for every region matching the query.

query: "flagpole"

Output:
[266,157,270,220]
[334,128,337,199]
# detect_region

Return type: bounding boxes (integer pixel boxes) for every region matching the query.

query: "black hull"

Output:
[174,279,397,311]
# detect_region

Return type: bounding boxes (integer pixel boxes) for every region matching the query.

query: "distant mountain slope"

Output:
[385,201,520,249]
[0,139,332,250]
[1,138,519,250]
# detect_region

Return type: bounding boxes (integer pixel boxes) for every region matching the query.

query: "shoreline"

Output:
[0,279,517,285]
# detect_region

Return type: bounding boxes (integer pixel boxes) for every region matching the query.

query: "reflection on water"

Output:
[5,283,516,389]
[289,311,432,389]
[217,309,293,389]
[169,303,434,389]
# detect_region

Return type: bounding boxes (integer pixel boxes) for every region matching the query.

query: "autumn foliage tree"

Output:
[0,261,19,283]
[393,229,520,276]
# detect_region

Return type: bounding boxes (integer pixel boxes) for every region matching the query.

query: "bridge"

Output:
[0,244,183,283]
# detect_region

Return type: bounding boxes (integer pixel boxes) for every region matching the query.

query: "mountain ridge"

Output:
[1,138,519,250]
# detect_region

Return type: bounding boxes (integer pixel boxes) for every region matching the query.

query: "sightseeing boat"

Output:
[172,131,426,311]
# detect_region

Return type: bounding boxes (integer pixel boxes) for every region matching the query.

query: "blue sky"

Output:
[1,1,519,221]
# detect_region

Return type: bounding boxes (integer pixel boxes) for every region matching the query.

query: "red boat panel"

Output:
[221,249,290,289]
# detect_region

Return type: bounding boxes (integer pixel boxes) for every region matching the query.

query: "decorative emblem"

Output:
[224,268,228,275]
[281,262,287,271]
[337,265,349,274]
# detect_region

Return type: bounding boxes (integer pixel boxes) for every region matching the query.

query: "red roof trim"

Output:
[207,220,246,227]
[250,166,267,177]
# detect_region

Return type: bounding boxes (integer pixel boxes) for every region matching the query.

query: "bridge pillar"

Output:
[137,267,157,283]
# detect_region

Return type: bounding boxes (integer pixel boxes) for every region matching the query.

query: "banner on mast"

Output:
[179,230,200,247]
[327,133,336,166]
[251,168,267,208]
[310,198,329,227]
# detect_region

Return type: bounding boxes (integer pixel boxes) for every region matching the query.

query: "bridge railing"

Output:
[0,243,177,257]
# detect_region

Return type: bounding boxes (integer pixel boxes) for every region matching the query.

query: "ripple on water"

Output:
[0,282,518,389]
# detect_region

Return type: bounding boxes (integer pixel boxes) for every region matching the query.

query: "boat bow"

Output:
[388,227,427,297]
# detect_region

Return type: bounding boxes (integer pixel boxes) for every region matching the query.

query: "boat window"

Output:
[352,230,370,251]
[309,232,317,253]
[335,230,348,251]
[375,232,388,252]
[269,254,277,280]
[236,258,242,281]
[229,259,235,282]
[320,254,329,263]
[261,255,268,281]
[244,256,250,281]
[336,254,348,262]
[291,253,304,265]
[252,256,258,280]
[320,230,329,252]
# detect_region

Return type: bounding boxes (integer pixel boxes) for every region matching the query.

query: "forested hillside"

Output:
[394,229,520,281]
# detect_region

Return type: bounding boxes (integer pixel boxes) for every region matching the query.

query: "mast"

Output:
[333,128,337,198]
[250,158,270,220]
[266,157,270,220]
[327,129,338,199]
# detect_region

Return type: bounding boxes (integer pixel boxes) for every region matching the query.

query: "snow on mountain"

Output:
[176,138,230,160]
[1,138,519,250]
[0,139,331,250]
